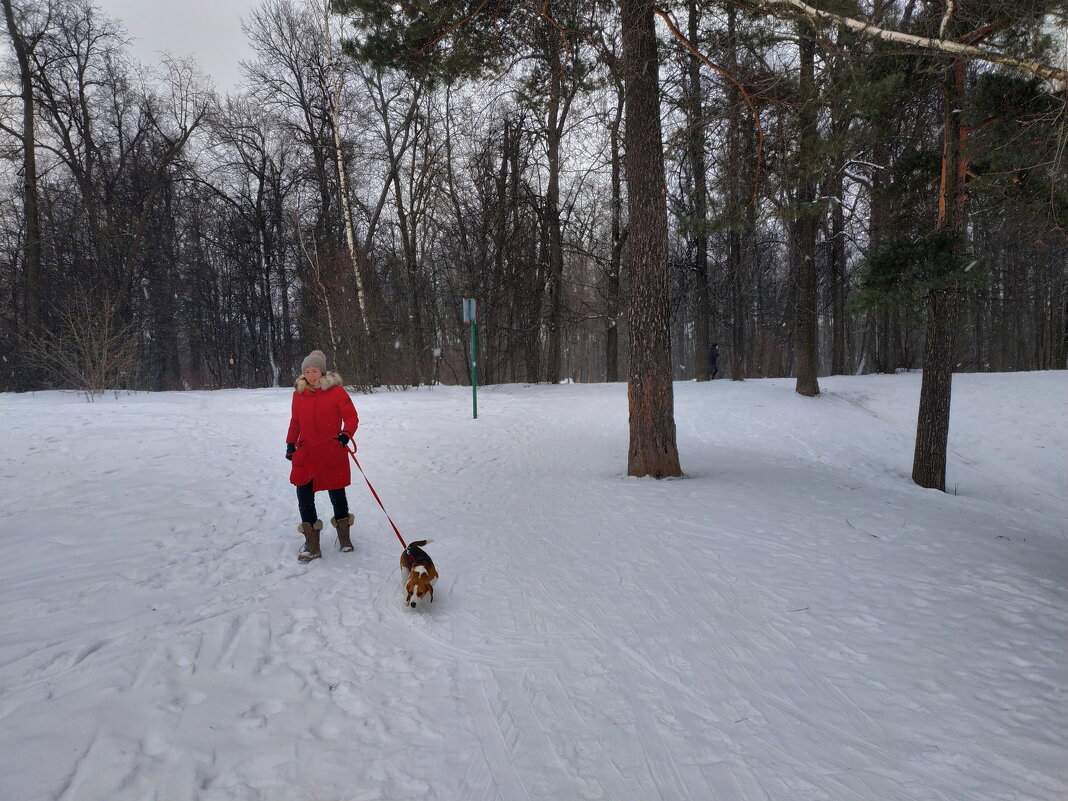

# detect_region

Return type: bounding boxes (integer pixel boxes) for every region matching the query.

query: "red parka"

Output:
[286,372,359,491]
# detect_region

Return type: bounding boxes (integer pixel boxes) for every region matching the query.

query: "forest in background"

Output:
[2,0,1066,397]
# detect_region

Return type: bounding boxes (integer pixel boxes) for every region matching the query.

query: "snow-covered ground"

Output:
[1,371,1065,801]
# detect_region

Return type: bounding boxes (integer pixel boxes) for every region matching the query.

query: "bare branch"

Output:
[652,5,766,204]
[759,0,1068,84]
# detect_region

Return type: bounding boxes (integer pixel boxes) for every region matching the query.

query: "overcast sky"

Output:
[93,0,261,93]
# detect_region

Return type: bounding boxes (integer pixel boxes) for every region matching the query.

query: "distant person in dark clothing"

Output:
[708,343,720,380]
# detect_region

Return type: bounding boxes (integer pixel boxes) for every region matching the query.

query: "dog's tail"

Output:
[407,539,433,548]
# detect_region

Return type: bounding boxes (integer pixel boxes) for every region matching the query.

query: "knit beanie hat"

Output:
[301,350,327,373]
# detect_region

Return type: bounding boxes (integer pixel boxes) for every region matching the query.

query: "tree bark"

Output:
[794,25,820,397]
[685,1,710,382]
[602,46,625,384]
[544,11,565,385]
[606,86,624,384]
[726,5,747,381]
[828,119,847,375]
[913,60,966,491]
[321,2,375,385]
[3,0,42,338]
[913,289,956,489]
[619,0,682,478]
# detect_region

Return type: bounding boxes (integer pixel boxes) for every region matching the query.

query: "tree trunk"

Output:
[606,70,625,384]
[544,14,565,385]
[726,5,747,382]
[913,60,966,491]
[869,137,891,373]
[794,26,820,396]
[619,0,682,478]
[321,6,374,381]
[381,84,429,386]
[828,122,847,374]
[686,1,710,382]
[2,0,41,338]
[913,289,956,489]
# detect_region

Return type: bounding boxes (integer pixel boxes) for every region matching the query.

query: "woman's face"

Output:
[303,366,322,386]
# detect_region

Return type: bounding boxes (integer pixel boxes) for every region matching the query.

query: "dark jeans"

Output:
[296,481,349,525]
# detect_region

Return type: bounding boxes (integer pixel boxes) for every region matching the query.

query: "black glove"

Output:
[336,433,350,447]
[285,442,296,461]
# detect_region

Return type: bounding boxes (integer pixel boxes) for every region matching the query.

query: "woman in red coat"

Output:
[285,350,359,562]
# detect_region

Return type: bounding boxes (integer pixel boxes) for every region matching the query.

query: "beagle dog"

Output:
[401,540,438,608]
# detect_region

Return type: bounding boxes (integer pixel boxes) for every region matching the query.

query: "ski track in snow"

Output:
[0,373,1066,800]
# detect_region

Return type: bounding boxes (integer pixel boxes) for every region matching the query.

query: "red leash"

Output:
[344,442,407,549]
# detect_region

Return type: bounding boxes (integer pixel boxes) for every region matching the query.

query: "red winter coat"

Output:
[286,372,359,491]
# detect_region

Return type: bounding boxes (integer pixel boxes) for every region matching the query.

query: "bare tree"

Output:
[319,0,374,344]
[22,284,137,398]
[1,0,49,339]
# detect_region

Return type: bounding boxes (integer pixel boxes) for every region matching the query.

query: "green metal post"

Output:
[470,320,478,418]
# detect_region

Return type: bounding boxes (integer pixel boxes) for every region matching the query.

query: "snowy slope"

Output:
[1,372,1065,801]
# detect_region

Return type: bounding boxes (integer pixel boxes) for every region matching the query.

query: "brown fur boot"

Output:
[331,514,355,552]
[297,520,323,562]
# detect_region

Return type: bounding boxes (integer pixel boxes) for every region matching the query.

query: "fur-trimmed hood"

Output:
[295,371,344,394]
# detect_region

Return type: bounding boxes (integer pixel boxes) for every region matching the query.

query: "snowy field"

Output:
[1,371,1065,801]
